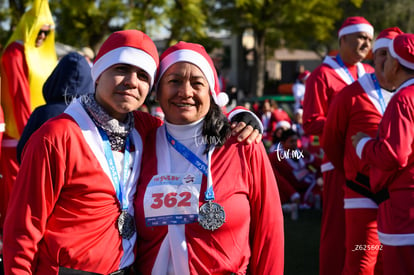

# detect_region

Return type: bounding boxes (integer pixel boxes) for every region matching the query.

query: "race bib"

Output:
[144,173,202,226]
[293,167,310,181]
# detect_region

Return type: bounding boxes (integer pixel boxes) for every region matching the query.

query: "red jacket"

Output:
[323,73,392,206]
[359,79,414,245]
[135,125,284,275]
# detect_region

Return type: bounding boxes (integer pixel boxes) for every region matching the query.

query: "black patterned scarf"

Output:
[80,94,134,151]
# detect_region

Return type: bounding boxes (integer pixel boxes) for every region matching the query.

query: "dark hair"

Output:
[400,63,414,74]
[202,97,231,153]
[280,128,298,142]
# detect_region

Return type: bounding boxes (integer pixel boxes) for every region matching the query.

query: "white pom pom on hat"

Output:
[157,41,229,107]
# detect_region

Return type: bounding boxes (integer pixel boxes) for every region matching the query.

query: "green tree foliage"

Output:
[2,0,414,97]
[0,0,30,45]
[341,0,414,34]
[278,0,342,52]
[211,0,342,96]
[52,0,213,52]
[49,0,130,51]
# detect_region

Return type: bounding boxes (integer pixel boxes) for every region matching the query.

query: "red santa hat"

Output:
[389,33,414,70]
[298,70,310,81]
[338,16,374,39]
[157,41,229,107]
[91,29,159,89]
[276,120,291,130]
[373,27,404,52]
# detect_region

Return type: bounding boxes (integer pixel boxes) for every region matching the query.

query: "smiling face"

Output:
[35,25,51,47]
[95,64,151,121]
[157,62,211,125]
[340,32,373,64]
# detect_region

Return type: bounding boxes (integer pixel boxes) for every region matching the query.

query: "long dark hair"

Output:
[202,97,231,154]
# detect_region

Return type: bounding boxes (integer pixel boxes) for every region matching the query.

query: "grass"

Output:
[284,209,321,275]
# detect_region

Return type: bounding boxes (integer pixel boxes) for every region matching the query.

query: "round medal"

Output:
[117,210,136,240]
[198,201,225,231]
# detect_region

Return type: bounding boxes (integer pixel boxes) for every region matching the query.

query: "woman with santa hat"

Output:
[2,28,262,274]
[134,41,284,275]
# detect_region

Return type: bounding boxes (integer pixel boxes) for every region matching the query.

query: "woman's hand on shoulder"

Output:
[231,121,262,144]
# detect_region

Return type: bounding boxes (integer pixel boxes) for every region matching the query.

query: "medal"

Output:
[166,131,224,230]
[99,129,135,239]
[117,210,136,240]
[198,201,225,231]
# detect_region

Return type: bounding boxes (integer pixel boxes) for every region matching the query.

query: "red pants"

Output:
[383,245,414,275]
[343,208,383,275]
[0,145,19,231]
[319,168,346,275]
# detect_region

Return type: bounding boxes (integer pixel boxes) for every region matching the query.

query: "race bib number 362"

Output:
[143,173,202,226]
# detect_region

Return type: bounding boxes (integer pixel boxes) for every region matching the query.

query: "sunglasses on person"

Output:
[38,29,50,36]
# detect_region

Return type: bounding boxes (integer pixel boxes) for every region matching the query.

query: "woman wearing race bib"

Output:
[134,41,284,275]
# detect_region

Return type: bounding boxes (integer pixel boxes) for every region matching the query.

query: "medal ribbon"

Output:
[165,130,215,201]
[370,73,387,114]
[336,54,355,82]
[98,128,131,210]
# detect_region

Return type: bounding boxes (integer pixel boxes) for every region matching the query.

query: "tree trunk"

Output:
[252,30,266,97]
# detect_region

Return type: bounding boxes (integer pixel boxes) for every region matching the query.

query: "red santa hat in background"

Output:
[298,70,311,81]
[157,41,229,107]
[338,16,374,39]
[373,27,404,52]
[153,106,165,120]
[276,120,291,130]
[389,33,414,70]
[91,29,159,89]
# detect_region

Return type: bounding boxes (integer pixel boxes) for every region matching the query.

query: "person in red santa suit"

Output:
[352,33,414,275]
[273,170,301,205]
[0,0,57,238]
[302,16,374,275]
[134,41,284,275]
[2,29,160,275]
[323,27,403,275]
[2,29,262,275]
[269,128,322,208]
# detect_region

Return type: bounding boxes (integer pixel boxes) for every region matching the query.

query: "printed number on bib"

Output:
[151,192,192,209]
[144,173,202,226]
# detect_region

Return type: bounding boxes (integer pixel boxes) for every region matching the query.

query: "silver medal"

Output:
[117,210,136,240]
[198,201,225,231]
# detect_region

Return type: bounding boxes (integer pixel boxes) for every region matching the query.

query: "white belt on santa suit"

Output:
[344,198,378,209]
[378,231,414,246]
[1,138,18,147]
[320,162,334,173]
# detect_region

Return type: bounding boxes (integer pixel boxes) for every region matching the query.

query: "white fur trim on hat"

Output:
[91,46,158,87]
[276,120,291,129]
[389,40,414,70]
[338,24,374,38]
[373,38,392,53]
[158,49,220,104]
